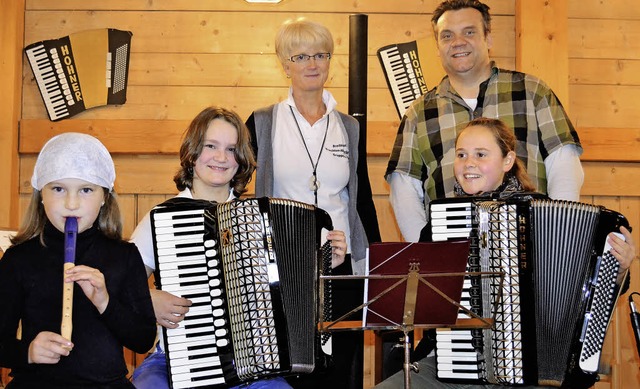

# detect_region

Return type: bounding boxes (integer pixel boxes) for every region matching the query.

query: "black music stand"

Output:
[319,240,500,389]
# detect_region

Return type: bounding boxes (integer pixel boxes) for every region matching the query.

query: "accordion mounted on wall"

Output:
[377,40,429,119]
[24,28,133,121]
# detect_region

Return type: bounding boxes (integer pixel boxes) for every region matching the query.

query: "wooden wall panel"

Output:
[25,0,515,14]
[19,119,187,154]
[0,0,25,229]
[118,194,137,239]
[568,19,640,60]
[136,194,174,224]
[570,59,640,86]
[579,128,640,162]
[22,12,514,56]
[19,119,640,162]
[582,163,640,197]
[3,0,640,387]
[515,0,569,104]
[569,85,640,128]
[568,0,640,19]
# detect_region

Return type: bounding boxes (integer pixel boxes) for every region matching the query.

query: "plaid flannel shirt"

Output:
[385,62,582,206]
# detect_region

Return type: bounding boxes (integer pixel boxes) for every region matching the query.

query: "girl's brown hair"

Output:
[173,106,256,196]
[458,117,536,192]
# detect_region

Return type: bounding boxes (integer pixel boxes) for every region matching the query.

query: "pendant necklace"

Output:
[290,105,329,206]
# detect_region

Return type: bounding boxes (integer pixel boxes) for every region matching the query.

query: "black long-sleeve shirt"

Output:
[0,222,156,388]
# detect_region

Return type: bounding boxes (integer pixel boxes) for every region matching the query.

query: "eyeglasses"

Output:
[288,53,332,63]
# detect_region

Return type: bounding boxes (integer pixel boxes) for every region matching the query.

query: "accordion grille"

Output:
[217,198,318,379]
[268,199,319,372]
[530,200,600,385]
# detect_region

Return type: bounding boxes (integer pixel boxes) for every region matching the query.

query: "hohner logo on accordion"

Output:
[24,28,132,121]
[377,40,428,118]
[150,197,333,389]
[429,194,631,387]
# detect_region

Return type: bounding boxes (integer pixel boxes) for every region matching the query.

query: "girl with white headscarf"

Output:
[0,132,156,389]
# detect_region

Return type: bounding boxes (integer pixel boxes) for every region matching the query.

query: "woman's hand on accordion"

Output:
[608,226,637,284]
[327,230,347,269]
[150,289,192,329]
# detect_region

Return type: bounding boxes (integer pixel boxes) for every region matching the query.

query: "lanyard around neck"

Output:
[289,105,330,206]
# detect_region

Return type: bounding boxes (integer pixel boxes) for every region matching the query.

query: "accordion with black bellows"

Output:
[429,193,630,387]
[24,28,132,121]
[150,197,333,389]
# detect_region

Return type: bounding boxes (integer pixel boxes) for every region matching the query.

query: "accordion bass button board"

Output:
[24,28,132,121]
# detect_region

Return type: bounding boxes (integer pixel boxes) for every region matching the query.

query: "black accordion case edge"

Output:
[563,207,631,389]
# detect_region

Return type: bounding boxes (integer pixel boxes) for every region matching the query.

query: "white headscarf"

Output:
[31,132,116,191]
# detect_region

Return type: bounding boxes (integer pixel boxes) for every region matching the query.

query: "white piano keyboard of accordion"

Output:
[431,200,484,380]
[377,42,427,118]
[430,202,473,242]
[25,44,73,121]
[152,207,229,389]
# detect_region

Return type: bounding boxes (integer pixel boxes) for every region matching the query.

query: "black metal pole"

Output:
[348,14,380,244]
[348,14,368,135]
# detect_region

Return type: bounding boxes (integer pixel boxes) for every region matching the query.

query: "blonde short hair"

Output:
[275,18,334,65]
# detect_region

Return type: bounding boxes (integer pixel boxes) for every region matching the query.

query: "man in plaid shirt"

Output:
[386,0,584,242]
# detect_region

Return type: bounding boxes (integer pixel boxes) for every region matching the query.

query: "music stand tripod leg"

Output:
[401,270,420,388]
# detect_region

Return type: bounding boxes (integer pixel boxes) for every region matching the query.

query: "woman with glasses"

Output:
[246,17,380,389]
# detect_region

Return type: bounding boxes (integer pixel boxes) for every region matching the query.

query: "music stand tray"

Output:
[363,240,470,388]
[363,240,469,329]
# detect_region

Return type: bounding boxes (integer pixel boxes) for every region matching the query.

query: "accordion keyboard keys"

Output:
[430,201,484,380]
[436,329,482,379]
[25,43,71,120]
[430,202,473,242]
[377,41,428,118]
[152,208,230,389]
[378,46,414,107]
